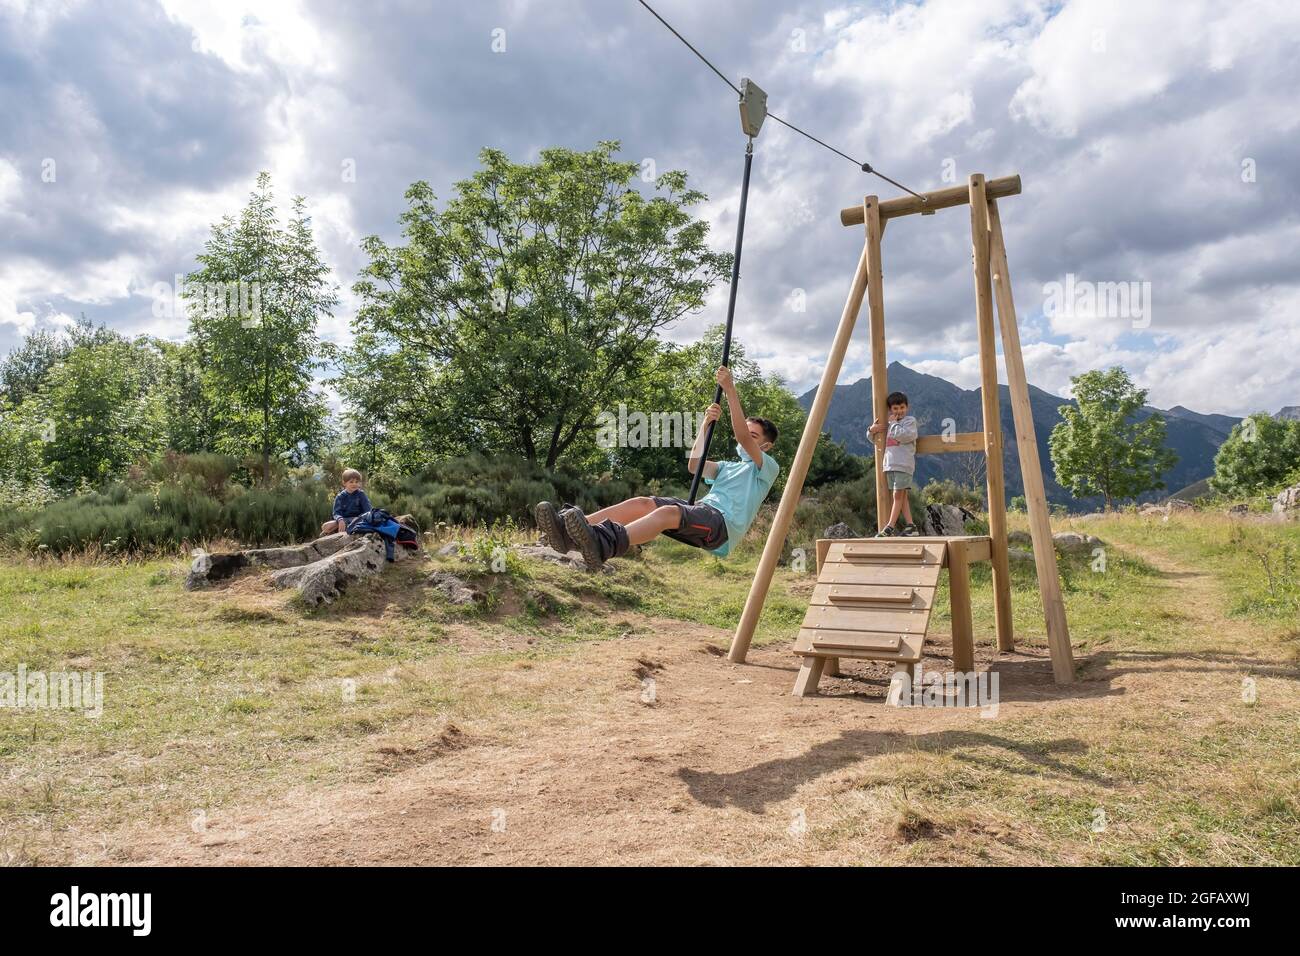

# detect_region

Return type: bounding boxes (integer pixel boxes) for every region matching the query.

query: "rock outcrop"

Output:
[1052,531,1102,554]
[426,570,485,606]
[920,503,977,537]
[271,534,397,606]
[1274,483,1300,515]
[185,519,421,605]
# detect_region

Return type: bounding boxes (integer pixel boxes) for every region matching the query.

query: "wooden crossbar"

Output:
[839,174,1021,226]
[916,432,984,455]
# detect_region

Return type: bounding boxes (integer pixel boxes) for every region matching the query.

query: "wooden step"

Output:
[818,563,943,588]
[794,629,925,662]
[801,605,929,634]
[827,541,946,565]
[810,582,935,610]
[803,630,902,653]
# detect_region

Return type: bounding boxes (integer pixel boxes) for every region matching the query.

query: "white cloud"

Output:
[2,0,1298,423]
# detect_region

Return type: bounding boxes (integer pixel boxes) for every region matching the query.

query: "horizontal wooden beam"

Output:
[840,175,1021,227]
[916,432,985,455]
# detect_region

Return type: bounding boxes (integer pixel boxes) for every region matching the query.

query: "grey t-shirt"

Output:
[882,415,918,474]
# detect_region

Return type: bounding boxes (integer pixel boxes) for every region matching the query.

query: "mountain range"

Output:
[796,363,1280,509]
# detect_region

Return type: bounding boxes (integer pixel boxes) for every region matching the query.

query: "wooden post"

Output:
[792,656,826,697]
[947,540,975,672]
[865,197,891,530]
[727,238,873,663]
[885,662,914,707]
[987,200,1075,683]
[968,174,1014,652]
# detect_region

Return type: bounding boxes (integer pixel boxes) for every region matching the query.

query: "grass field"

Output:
[1,510,1296,865]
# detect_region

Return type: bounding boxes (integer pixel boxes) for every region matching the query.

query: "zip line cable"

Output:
[636,0,740,97]
[633,0,926,502]
[634,0,927,202]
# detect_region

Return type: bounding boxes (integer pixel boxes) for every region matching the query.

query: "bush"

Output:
[223,483,333,545]
[143,451,240,499]
[921,478,984,510]
[380,453,645,531]
[0,475,59,511]
[0,451,676,555]
[779,473,882,548]
[0,478,333,554]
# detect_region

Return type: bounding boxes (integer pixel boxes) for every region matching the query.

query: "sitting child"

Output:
[868,390,920,536]
[322,468,372,536]
[535,367,780,571]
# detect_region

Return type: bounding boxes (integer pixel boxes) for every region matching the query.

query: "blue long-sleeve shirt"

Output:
[332,489,372,522]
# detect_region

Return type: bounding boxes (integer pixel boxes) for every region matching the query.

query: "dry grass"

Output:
[1,515,1297,865]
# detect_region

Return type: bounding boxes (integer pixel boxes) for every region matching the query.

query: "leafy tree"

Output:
[1049,367,1177,510]
[1210,414,1300,495]
[24,337,166,489]
[805,433,867,488]
[345,142,730,470]
[0,327,71,406]
[186,172,335,484]
[152,339,219,454]
[0,397,47,487]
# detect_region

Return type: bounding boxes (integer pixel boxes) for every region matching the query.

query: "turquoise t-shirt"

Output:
[699,445,780,557]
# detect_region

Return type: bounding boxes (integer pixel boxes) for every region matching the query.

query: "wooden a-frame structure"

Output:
[729,173,1075,684]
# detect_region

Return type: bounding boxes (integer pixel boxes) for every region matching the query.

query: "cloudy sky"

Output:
[2,0,1297,416]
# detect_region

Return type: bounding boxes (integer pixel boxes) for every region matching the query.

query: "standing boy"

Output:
[868,391,920,537]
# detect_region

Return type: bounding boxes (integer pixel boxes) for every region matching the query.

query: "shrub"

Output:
[223,484,332,545]
[921,478,984,510]
[0,475,59,511]
[381,453,644,531]
[147,451,240,499]
[0,452,665,554]
[0,478,333,554]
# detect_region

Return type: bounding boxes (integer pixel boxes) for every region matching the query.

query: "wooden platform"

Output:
[792,536,991,702]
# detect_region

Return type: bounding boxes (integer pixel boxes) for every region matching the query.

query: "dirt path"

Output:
[107,540,1292,866]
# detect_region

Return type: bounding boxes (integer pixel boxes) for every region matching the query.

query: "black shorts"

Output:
[652,496,729,551]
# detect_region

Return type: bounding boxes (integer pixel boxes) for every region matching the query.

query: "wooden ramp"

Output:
[792,537,990,703]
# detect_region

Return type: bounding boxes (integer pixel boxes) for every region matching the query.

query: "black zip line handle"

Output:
[688,140,753,505]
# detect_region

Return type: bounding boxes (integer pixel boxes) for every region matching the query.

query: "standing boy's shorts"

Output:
[651,496,729,551]
[884,470,914,491]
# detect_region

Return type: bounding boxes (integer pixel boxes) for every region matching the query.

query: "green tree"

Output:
[344,142,730,471]
[152,339,219,454]
[0,327,71,406]
[1210,414,1300,495]
[24,337,166,489]
[1049,367,1177,510]
[186,172,335,484]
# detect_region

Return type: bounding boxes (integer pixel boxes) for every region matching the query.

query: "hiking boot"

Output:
[535,501,574,554]
[563,507,605,571]
[899,522,921,537]
[875,524,899,537]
